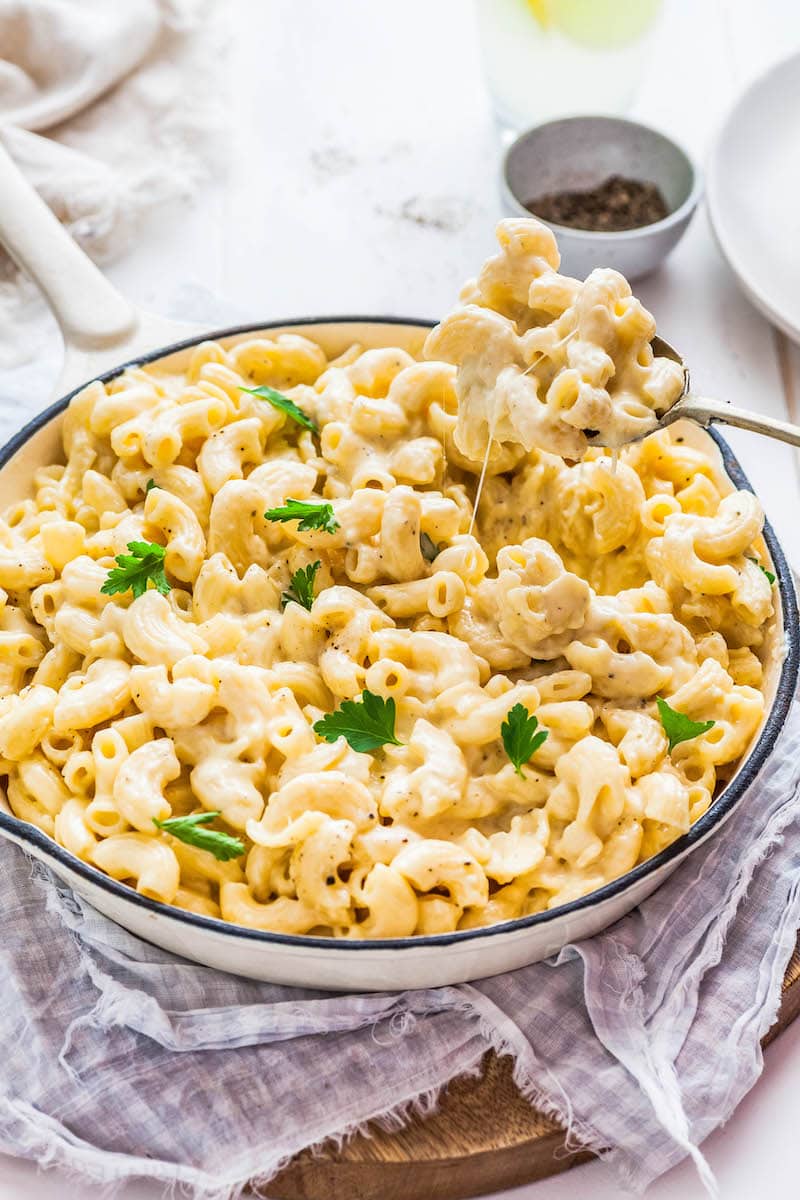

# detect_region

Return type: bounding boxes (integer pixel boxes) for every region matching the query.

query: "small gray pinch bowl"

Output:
[502,115,702,280]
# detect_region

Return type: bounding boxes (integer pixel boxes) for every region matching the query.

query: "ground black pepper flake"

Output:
[525,174,669,232]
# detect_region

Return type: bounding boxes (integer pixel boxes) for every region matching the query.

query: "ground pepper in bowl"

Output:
[525,174,669,232]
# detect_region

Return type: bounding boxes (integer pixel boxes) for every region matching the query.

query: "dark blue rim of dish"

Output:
[0,315,796,952]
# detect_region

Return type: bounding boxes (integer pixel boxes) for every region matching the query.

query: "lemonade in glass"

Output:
[476,0,663,135]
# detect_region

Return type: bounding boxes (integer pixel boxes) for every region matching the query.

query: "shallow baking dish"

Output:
[0,151,796,992]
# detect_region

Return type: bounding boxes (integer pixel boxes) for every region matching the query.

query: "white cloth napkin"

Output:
[0,0,221,374]
[1,697,798,1199]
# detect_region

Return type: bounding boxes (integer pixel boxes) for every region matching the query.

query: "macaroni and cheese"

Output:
[427,217,686,461]
[0,218,774,937]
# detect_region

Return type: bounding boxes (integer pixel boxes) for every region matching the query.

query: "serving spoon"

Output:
[617,336,800,448]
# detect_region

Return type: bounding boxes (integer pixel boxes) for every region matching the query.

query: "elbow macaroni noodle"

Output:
[0,219,774,937]
[425,217,686,461]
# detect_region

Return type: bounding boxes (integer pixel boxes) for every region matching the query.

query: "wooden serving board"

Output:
[268,937,800,1200]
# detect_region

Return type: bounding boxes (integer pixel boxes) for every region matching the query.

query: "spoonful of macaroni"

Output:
[425,218,800,463]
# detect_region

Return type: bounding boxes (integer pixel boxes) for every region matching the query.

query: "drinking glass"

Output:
[476,0,663,137]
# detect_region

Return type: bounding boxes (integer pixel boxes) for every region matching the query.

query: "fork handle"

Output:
[671,395,800,449]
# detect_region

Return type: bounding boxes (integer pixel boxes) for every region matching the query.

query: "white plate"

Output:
[707,51,800,341]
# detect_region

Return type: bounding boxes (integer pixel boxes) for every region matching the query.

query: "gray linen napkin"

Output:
[2,701,799,1199]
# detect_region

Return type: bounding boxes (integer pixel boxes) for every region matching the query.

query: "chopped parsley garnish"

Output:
[240,384,318,433]
[145,478,158,493]
[314,690,402,753]
[100,540,169,600]
[282,560,321,611]
[656,697,715,752]
[264,497,340,534]
[747,557,775,586]
[501,703,548,777]
[154,811,245,861]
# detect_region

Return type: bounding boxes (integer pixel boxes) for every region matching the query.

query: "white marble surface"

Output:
[4,1,800,1197]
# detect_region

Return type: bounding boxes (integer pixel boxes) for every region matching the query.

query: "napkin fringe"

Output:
[456,968,717,1196]
[248,1060,485,1194]
[2,1066,491,1200]
[454,985,610,1164]
[0,1095,231,1200]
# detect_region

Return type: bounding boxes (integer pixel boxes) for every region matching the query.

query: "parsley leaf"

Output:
[314,690,402,753]
[145,478,158,493]
[264,497,340,534]
[100,540,169,600]
[656,697,715,751]
[420,532,440,563]
[154,811,245,861]
[747,556,775,586]
[282,560,321,610]
[241,384,318,433]
[501,703,548,777]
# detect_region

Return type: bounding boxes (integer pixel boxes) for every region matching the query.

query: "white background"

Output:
[3,1,800,1197]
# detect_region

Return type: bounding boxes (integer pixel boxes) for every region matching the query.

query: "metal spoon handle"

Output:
[672,395,800,449]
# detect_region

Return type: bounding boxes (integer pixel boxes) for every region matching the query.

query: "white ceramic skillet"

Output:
[0,147,796,992]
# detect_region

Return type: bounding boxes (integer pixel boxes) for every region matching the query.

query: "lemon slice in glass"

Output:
[525,0,661,47]
[525,0,551,28]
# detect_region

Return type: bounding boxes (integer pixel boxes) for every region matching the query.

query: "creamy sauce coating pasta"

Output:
[0,220,773,937]
[426,217,686,461]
